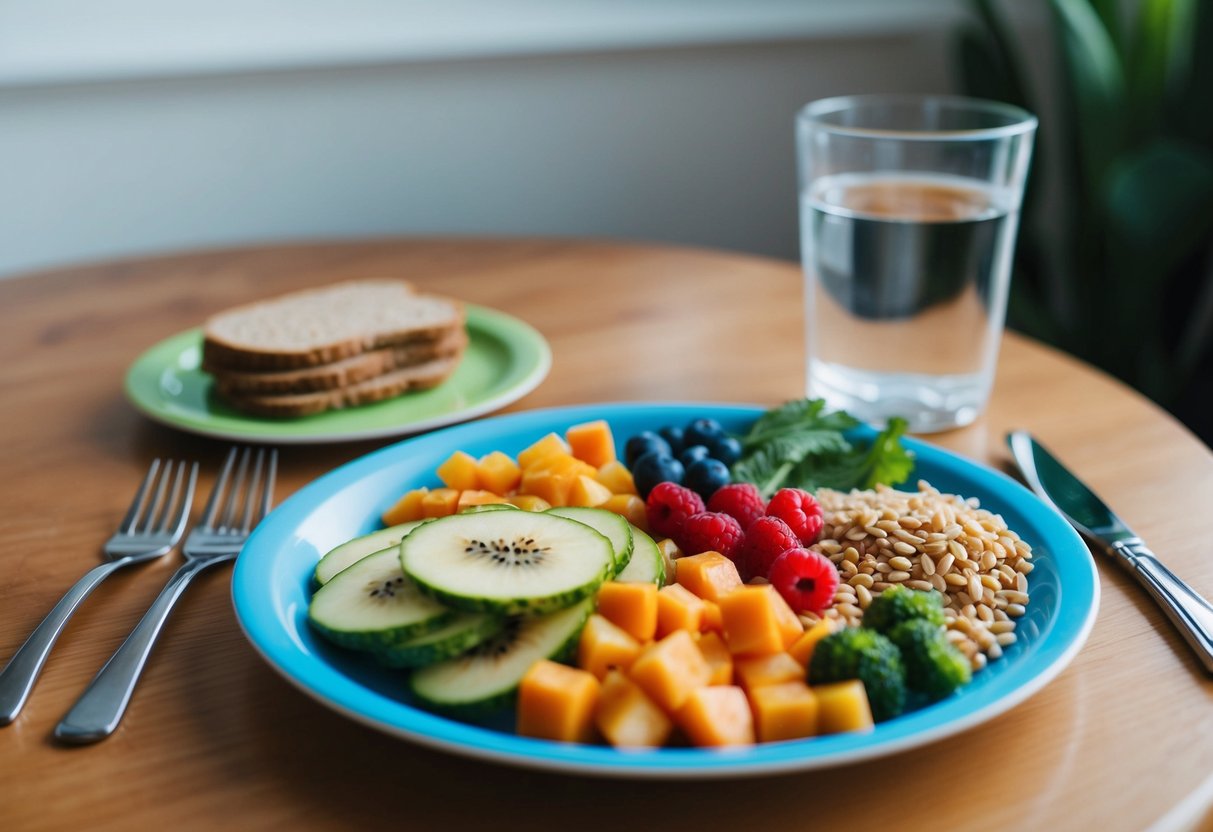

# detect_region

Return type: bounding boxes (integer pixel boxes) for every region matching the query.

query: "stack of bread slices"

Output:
[202,280,467,418]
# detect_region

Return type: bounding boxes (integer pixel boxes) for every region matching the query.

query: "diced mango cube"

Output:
[700,600,723,634]
[579,614,643,680]
[733,652,805,692]
[517,660,600,743]
[719,585,800,656]
[519,466,576,507]
[382,487,428,525]
[628,630,711,713]
[788,619,837,668]
[507,494,551,511]
[595,670,673,748]
[436,451,481,491]
[596,581,659,642]
[675,686,755,747]
[594,460,636,496]
[517,433,572,470]
[569,474,613,508]
[675,551,742,602]
[813,680,874,734]
[456,489,509,510]
[476,451,521,495]
[695,631,734,685]
[420,488,460,518]
[601,494,647,530]
[656,583,706,637]
[565,420,617,468]
[749,681,819,743]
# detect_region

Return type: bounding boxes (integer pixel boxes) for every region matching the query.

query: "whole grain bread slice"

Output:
[202,280,464,371]
[216,354,462,418]
[207,328,468,395]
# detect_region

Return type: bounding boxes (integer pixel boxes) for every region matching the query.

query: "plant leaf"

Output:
[1129,0,1198,135]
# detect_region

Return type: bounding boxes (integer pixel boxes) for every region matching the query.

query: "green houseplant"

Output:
[954,0,1213,442]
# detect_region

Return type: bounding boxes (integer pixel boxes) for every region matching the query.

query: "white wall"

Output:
[0,1,1000,278]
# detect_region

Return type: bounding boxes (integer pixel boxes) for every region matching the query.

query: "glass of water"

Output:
[796,95,1037,433]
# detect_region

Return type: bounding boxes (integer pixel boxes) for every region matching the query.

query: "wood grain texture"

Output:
[0,238,1210,832]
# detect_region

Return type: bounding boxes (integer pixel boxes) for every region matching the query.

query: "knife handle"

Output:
[1110,539,1213,674]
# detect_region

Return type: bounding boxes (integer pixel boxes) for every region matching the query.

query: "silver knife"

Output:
[1008,430,1213,674]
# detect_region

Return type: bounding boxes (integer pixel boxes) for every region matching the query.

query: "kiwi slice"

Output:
[372,612,502,669]
[460,503,519,514]
[409,600,592,713]
[313,520,427,586]
[308,547,454,650]
[614,525,665,585]
[545,506,634,573]
[401,511,613,615]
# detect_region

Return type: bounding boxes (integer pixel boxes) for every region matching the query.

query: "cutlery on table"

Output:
[1007,430,1213,674]
[0,459,198,724]
[54,446,277,744]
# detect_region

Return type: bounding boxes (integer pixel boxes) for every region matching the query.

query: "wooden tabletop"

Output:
[1,239,1210,832]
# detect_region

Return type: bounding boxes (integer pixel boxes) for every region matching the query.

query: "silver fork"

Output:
[54,446,277,744]
[0,459,198,725]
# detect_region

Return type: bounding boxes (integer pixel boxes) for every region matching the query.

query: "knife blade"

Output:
[1007,430,1213,674]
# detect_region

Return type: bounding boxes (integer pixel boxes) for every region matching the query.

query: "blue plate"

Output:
[232,402,1098,778]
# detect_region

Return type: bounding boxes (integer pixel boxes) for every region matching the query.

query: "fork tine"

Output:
[239,449,265,533]
[260,449,278,521]
[141,460,176,534]
[159,462,198,536]
[200,448,238,530]
[119,459,161,534]
[216,448,252,531]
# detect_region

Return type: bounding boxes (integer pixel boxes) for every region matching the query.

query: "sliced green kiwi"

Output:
[313,520,427,586]
[408,599,592,714]
[614,525,665,585]
[308,548,454,650]
[460,503,519,514]
[545,506,634,573]
[372,613,502,669]
[400,511,613,615]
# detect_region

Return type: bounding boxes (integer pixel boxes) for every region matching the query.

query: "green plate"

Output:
[124,304,551,444]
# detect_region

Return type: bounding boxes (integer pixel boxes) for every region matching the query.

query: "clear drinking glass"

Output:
[796,95,1037,433]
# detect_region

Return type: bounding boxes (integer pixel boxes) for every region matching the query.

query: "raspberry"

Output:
[740,516,801,581]
[765,488,824,546]
[768,547,839,614]
[677,511,745,563]
[707,483,766,530]
[645,481,706,542]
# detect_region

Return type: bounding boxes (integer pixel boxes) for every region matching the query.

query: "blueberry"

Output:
[624,432,672,467]
[708,435,743,467]
[657,426,686,455]
[631,452,686,500]
[684,418,725,448]
[684,458,731,501]
[679,444,711,469]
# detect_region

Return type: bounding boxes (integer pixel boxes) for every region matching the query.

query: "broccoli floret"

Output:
[863,585,946,633]
[808,627,906,722]
[888,618,972,700]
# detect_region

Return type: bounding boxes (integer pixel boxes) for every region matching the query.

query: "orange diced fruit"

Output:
[788,619,837,668]
[517,660,600,743]
[628,630,711,713]
[675,551,742,602]
[719,585,798,656]
[507,494,551,511]
[381,487,428,525]
[594,460,636,496]
[696,631,734,685]
[774,591,805,648]
[456,489,509,510]
[749,681,819,743]
[519,465,575,507]
[596,581,659,642]
[595,670,674,748]
[569,474,613,508]
[566,420,617,468]
[733,652,805,692]
[814,680,875,734]
[578,614,643,680]
[601,494,647,530]
[656,583,706,637]
[476,451,521,495]
[675,685,755,747]
[420,488,461,518]
[436,451,481,491]
[517,433,572,470]
[700,600,723,634]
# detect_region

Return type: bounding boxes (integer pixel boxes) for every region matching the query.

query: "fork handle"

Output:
[54,558,214,744]
[0,559,132,725]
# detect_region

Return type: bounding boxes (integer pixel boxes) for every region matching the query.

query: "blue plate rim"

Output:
[231,401,1099,778]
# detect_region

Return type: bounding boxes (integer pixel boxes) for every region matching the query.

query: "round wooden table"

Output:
[1,239,1210,831]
